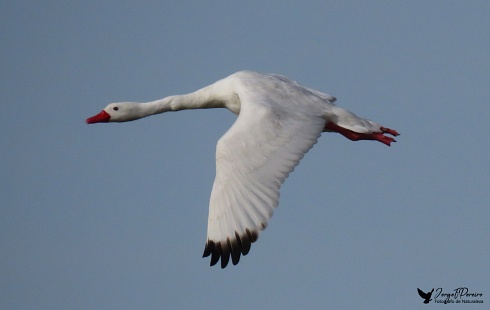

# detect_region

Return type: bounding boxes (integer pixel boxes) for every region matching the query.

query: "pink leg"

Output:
[324,122,399,146]
[380,126,400,137]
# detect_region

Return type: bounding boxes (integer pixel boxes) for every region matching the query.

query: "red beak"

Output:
[86,110,111,124]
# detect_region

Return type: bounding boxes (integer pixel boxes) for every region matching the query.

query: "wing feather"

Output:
[203,74,327,268]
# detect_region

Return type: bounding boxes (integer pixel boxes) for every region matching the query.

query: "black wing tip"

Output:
[203,230,259,268]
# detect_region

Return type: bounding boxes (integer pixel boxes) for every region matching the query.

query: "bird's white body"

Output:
[87,70,398,268]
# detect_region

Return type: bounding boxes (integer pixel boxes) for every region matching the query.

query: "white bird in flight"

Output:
[86,70,399,268]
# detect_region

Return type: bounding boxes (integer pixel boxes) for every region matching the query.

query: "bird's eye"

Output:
[113,107,119,111]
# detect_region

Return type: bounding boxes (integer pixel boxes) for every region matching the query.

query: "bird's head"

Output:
[86,102,143,124]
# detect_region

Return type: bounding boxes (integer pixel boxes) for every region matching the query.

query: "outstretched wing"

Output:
[202,84,327,268]
[417,288,428,299]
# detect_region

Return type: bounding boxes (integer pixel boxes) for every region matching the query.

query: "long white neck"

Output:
[139,84,234,117]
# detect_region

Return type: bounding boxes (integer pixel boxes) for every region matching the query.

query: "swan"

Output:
[86,70,399,268]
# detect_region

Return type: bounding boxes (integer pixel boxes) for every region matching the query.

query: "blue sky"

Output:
[2,1,489,309]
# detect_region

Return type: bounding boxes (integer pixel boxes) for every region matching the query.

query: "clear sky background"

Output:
[2,1,489,309]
